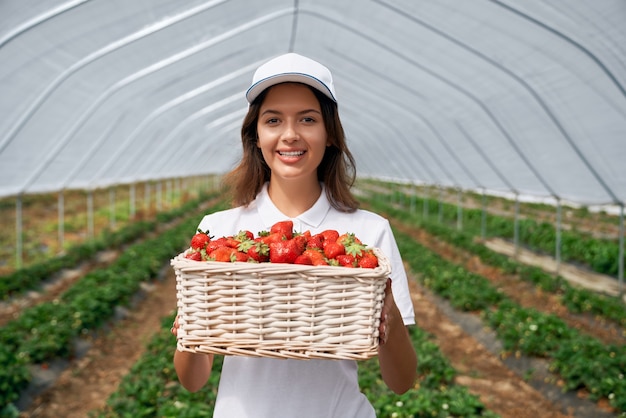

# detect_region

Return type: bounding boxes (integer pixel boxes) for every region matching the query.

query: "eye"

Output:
[301,116,316,123]
[265,117,280,125]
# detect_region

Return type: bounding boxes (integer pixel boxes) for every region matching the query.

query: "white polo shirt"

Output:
[197,184,415,418]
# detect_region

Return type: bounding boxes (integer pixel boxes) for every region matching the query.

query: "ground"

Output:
[6,211,623,417]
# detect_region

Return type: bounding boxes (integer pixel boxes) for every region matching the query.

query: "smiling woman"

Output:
[172,53,418,418]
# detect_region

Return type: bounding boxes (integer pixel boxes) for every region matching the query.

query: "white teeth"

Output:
[279,151,304,156]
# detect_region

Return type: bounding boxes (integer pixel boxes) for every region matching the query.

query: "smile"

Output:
[278,151,305,157]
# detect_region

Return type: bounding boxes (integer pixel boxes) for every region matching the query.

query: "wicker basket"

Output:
[172,247,390,360]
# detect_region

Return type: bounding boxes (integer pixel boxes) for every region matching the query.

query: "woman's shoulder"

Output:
[334,207,389,224]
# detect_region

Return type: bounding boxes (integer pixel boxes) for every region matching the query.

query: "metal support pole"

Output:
[514,194,520,258]
[481,190,487,241]
[15,194,23,269]
[555,199,562,275]
[438,186,443,223]
[423,187,429,220]
[156,181,162,212]
[619,204,624,299]
[129,183,136,219]
[457,189,463,231]
[87,189,94,239]
[58,191,64,251]
[109,187,116,230]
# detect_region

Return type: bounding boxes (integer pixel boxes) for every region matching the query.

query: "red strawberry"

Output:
[306,235,323,250]
[319,229,339,245]
[236,230,254,241]
[241,238,269,262]
[336,254,356,267]
[261,232,284,245]
[269,238,301,264]
[233,251,250,262]
[209,246,237,262]
[303,249,328,266]
[190,229,211,250]
[184,250,202,261]
[293,254,313,265]
[337,232,366,256]
[357,250,378,269]
[270,220,294,240]
[323,241,345,260]
[337,232,361,246]
[293,234,307,254]
[224,236,241,248]
[207,237,229,253]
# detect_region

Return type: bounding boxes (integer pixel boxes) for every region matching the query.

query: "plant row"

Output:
[95,317,499,418]
[0,192,218,301]
[368,185,623,278]
[0,199,229,414]
[393,230,626,413]
[365,196,626,328]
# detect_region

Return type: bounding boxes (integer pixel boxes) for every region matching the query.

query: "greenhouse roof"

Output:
[1,0,625,205]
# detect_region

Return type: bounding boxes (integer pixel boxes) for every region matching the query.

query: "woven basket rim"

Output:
[171,247,391,279]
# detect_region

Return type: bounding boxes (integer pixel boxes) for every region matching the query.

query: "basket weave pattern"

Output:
[173,248,390,360]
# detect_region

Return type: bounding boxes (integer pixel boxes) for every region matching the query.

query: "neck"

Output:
[267,177,322,218]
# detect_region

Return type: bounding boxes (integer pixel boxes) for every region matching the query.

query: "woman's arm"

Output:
[172,316,214,392]
[377,279,418,394]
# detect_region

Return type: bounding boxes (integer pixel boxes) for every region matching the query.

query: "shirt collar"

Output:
[256,182,331,230]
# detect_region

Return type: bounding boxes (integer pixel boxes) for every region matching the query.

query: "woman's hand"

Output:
[377,278,418,394]
[171,315,180,336]
[378,278,395,345]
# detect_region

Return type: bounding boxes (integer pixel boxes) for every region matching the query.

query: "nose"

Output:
[280,120,299,142]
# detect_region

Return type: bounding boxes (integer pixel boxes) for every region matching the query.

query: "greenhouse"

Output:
[1,1,625,417]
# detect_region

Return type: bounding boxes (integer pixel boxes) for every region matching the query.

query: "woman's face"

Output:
[256,83,329,184]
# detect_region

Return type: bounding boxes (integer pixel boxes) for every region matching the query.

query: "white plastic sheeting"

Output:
[1,0,625,205]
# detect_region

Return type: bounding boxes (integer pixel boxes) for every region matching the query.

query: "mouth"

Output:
[278,150,306,157]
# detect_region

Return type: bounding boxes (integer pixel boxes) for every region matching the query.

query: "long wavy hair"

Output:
[222,83,359,212]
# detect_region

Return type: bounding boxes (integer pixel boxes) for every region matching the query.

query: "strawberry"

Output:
[270,220,294,240]
[319,229,339,245]
[357,250,378,269]
[336,254,356,267]
[293,254,313,265]
[306,235,323,250]
[190,229,211,250]
[260,232,284,245]
[184,250,202,261]
[207,237,228,253]
[303,249,328,266]
[236,230,255,241]
[293,234,307,254]
[269,238,302,264]
[233,251,250,262]
[209,246,237,262]
[224,236,241,248]
[323,241,345,260]
[337,232,366,256]
[240,238,269,262]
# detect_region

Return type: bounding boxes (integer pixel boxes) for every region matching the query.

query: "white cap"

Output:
[246,53,337,103]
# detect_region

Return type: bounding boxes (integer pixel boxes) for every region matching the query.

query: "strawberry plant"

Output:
[364,196,626,328]
[0,199,229,412]
[393,228,626,413]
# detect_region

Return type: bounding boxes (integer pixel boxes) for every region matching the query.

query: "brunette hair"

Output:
[222,83,359,212]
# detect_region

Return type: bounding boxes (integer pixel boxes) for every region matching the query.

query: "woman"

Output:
[173,53,417,417]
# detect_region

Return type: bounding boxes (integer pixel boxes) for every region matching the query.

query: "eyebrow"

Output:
[260,108,322,117]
